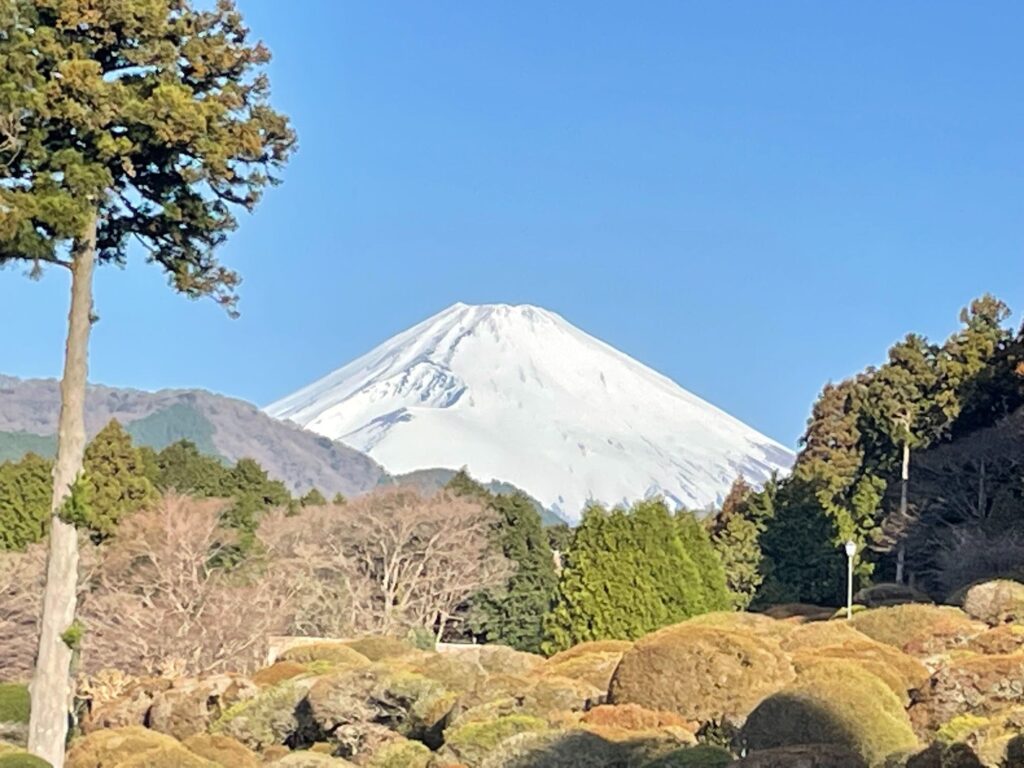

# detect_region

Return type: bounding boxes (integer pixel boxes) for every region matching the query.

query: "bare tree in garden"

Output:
[0,2,294,763]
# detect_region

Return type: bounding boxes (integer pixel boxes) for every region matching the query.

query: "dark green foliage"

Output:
[0,432,56,464]
[0,0,296,312]
[709,476,776,609]
[73,420,158,539]
[546,523,573,553]
[444,467,491,502]
[542,498,731,652]
[300,487,327,507]
[125,403,220,456]
[0,453,53,550]
[331,492,347,505]
[467,492,559,652]
[757,480,846,606]
[0,684,29,724]
[152,440,229,497]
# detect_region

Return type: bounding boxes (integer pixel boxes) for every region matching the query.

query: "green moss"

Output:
[0,755,52,768]
[445,714,550,764]
[642,744,734,767]
[0,687,29,725]
[209,680,310,750]
[366,738,432,768]
[936,714,991,745]
[279,642,371,668]
[341,637,414,662]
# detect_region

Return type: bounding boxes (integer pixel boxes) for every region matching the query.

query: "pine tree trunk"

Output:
[28,216,97,768]
[896,441,910,585]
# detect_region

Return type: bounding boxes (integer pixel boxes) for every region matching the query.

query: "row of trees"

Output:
[709,295,1024,606]
[0,421,332,552]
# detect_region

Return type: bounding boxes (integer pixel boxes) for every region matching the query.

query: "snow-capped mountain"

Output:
[266,303,794,522]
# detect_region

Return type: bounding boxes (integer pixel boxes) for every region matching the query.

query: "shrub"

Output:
[609,625,794,724]
[581,704,694,734]
[960,580,1024,626]
[365,737,432,768]
[850,605,985,657]
[854,583,932,609]
[528,675,605,716]
[730,744,867,767]
[476,729,625,768]
[210,678,315,750]
[182,733,261,768]
[444,714,550,765]
[680,611,792,640]
[790,640,929,698]
[269,754,358,767]
[740,660,918,766]
[779,621,874,652]
[932,709,1024,767]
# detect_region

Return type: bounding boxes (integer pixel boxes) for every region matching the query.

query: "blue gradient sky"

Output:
[2,2,1023,446]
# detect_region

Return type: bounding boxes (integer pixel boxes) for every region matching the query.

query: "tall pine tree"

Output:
[77,420,158,539]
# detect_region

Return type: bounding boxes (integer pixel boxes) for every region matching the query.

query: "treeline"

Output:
[0,420,334,551]
[710,294,1024,606]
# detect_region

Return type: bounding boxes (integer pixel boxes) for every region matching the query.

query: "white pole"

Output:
[844,540,856,621]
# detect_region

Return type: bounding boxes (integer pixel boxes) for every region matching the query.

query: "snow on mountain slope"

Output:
[266,303,794,522]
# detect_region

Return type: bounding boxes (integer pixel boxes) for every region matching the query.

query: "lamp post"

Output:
[844,540,857,620]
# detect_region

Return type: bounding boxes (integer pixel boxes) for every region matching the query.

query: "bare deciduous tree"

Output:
[79,496,297,676]
[260,488,512,640]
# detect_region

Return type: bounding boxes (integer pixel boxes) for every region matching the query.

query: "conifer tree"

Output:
[331,492,347,505]
[0,3,294,759]
[542,498,725,652]
[300,487,327,507]
[153,440,229,497]
[0,453,54,550]
[78,420,158,539]
[677,511,731,612]
[709,476,775,608]
[467,492,559,652]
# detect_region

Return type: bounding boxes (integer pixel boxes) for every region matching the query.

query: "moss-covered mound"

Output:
[732,744,868,767]
[542,651,624,692]
[306,664,456,749]
[790,639,929,700]
[905,742,986,768]
[960,580,1024,627]
[580,704,694,733]
[965,624,1024,655]
[363,737,432,768]
[739,660,918,766]
[608,624,795,724]
[547,641,634,664]
[641,744,734,767]
[443,714,550,766]
[854,583,932,609]
[0,754,52,768]
[65,726,218,768]
[681,611,793,639]
[528,675,605,715]
[780,621,874,651]
[148,675,258,741]
[182,733,261,768]
[254,661,313,688]
[910,654,1024,732]
[931,709,1024,767]
[339,637,414,662]
[759,604,836,622]
[209,678,316,750]
[280,643,373,669]
[850,605,985,657]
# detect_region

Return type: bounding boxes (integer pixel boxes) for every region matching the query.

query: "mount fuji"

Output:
[266,303,794,522]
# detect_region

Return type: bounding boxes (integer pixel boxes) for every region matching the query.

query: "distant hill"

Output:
[382,467,569,526]
[0,375,386,497]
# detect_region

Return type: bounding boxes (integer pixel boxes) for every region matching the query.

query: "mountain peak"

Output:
[267,304,793,521]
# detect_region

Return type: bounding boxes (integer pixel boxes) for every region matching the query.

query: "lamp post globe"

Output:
[844,540,857,620]
[845,540,857,557]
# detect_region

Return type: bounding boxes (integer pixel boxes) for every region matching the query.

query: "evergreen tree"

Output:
[445,467,491,501]
[677,511,731,612]
[0,453,54,550]
[153,440,230,497]
[542,498,725,652]
[546,523,573,554]
[77,420,158,539]
[468,492,559,652]
[221,458,291,534]
[300,487,327,507]
[331,492,347,505]
[709,476,776,608]
[0,1,295,757]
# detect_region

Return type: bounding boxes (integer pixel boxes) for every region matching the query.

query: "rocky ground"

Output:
[5,580,1024,767]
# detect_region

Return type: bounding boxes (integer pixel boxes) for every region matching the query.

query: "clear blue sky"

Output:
[2,2,1023,446]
